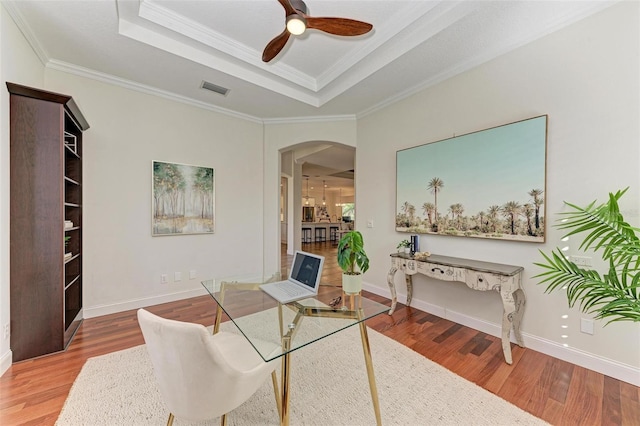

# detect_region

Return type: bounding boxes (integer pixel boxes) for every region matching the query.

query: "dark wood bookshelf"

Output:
[7,82,89,362]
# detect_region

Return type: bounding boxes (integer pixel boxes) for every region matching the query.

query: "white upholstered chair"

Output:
[137,309,280,426]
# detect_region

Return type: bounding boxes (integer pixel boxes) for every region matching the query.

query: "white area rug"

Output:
[56,317,547,426]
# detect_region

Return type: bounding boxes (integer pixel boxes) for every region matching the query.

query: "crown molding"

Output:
[46,60,263,124]
[46,60,356,126]
[357,0,618,119]
[138,0,316,91]
[118,17,321,108]
[2,0,49,66]
[263,115,356,125]
[315,1,447,91]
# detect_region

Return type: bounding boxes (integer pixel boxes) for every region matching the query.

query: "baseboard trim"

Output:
[83,288,208,319]
[0,349,12,377]
[362,283,640,387]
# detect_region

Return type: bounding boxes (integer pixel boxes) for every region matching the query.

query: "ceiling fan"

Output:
[262,0,373,62]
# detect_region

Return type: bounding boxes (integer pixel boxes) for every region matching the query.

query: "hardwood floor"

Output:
[1,241,638,425]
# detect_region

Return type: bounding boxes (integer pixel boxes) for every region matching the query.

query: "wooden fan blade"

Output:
[305,17,373,36]
[277,0,297,16]
[262,29,291,62]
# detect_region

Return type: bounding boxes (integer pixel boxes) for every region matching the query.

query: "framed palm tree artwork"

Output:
[152,161,215,236]
[396,115,547,242]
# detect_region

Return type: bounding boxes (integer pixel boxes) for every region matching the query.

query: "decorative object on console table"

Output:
[397,239,411,254]
[535,188,640,324]
[410,234,419,255]
[387,253,525,364]
[413,251,431,261]
[7,82,89,361]
[337,230,370,295]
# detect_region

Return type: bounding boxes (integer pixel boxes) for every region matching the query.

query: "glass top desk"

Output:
[201,277,389,426]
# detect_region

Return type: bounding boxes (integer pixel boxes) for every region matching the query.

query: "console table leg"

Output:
[512,288,526,347]
[387,267,398,314]
[500,311,513,365]
[405,275,413,307]
[499,290,517,365]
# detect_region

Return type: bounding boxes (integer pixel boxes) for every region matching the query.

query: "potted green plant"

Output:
[397,239,411,254]
[337,230,370,294]
[535,188,640,324]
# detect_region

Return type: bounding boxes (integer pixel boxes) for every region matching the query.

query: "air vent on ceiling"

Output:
[201,81,229,96]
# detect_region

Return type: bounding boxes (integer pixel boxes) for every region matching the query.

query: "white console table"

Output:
[387,253,525,364]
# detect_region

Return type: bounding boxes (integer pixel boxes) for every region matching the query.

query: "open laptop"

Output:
[259,251,325,304]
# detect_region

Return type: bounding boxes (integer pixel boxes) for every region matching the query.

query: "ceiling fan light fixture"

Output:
[286,14,306,35]
[262,0,372,62]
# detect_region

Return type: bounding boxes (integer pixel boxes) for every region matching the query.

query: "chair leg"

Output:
[220,413,228,426]
[167,413,175,426]
[271,370,281,418]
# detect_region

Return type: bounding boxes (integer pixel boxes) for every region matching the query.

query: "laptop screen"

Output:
[290,251,324,290]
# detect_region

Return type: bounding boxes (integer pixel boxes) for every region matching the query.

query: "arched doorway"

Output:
[279,142,355,283]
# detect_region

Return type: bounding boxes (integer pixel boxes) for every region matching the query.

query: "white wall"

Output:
[44,69,265,317]
[0,3,46,375]
[357,2,639,384]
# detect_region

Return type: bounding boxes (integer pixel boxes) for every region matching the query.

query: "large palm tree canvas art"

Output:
[396,115,547,242]
[152,161,215,236]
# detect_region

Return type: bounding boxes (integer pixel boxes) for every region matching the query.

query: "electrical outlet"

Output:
[570,255,592,267]
[367,220,374,228]
[174,272,182,282]
[3,324,9,340]
[580,318,594,335]
[161,274,168,284]
[189,270,197,279]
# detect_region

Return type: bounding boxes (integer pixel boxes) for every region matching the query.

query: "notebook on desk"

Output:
[260,251,325,304]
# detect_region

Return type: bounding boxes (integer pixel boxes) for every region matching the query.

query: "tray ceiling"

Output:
[4,0,615,120]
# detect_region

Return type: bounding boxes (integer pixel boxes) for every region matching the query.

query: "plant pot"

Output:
[404,247,411,254]
[342,273,362,294]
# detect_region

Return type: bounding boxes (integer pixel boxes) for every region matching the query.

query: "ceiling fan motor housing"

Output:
[290,0,308,14]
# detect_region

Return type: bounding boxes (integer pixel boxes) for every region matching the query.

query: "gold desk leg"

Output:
[213,304,223,334]
[271,371,282,419]
[213,282,226,334]
[343,291,360,311]
[278,303,284,338]
[280,336,292,426]
[278,306,305,426]
[359,316,382,426]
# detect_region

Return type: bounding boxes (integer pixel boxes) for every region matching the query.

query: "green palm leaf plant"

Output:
[337,230,369,275]
[534,188,640,324]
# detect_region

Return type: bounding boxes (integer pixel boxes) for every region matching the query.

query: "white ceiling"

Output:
[5,0,615,122]
[4,0,616,197]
